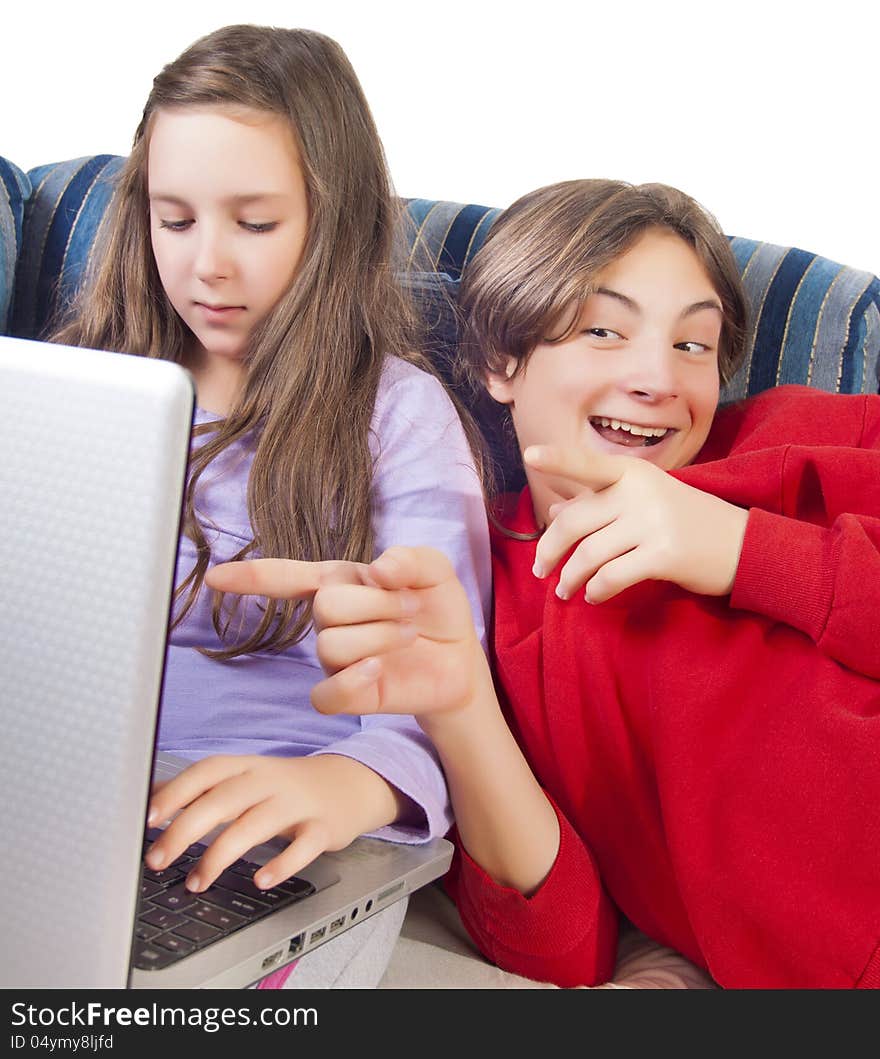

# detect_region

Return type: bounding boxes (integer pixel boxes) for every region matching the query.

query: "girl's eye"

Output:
[675,341,712,354]
[240,221,278,233]
[585,327,624,340]
[159,219,193,232]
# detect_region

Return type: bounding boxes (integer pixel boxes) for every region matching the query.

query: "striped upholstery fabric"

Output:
[5,160,879,468]
[0,157,31,334]
[404,198,880,404]
[11,155,125,340]
[727,238,880,399]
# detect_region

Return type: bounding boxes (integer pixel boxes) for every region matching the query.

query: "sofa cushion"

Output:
[9,160,878,409]
[404,198,880,399]
[727,238,880,398]
[0,157,31,334]
[11,155,125,340]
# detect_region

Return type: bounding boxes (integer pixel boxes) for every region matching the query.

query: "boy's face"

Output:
[487,228,723,521]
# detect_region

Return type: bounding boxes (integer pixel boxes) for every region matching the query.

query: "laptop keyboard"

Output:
[133,828,315,972]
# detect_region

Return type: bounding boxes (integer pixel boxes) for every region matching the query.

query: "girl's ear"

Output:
[485,357,518,405]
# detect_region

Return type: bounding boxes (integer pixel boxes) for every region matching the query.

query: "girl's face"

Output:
[148,105,309,375]
[487,228,723,523]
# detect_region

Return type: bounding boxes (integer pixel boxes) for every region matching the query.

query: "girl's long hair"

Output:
[52,25,434,658]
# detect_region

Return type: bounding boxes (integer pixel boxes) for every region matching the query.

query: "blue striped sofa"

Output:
[3,154,879,490]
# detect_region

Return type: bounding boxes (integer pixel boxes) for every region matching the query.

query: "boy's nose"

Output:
[625,348,680,402]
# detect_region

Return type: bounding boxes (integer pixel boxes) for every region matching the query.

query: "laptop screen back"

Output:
[0,337,193,987]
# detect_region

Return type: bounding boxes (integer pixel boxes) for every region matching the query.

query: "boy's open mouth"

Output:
[588,416,672,448]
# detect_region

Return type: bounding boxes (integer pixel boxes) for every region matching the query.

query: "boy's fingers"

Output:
[312,584,419,629]
[366,546,456,591]
[524,444,630,493]
[205,558,368,598]
[310,660,386,716]
[585,549,650,603]
[533,492,616,576]
[316,620,418,673]
[557,523,638,599]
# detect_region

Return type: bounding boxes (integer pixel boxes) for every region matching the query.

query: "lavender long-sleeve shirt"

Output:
[157,356,491,842]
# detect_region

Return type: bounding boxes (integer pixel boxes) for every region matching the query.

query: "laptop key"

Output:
[143,865,184,886]
[140,878,162,899]
[167,853,194,870]
[152,882,198,912]
[132,941,178,971]
[153,932,196,957]
[198,886,270,920]
[276,876,316,900]
[229,859,262,878]
[172,919,222,946]
[135,922,161,941]
[139,906,188,931]
[189,900,247,932]
[214,870,295,907]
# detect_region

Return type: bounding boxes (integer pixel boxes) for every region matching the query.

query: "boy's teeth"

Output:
[593,417,668,438]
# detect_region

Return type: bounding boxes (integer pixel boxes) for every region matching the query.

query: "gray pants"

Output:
[276,898,408,989]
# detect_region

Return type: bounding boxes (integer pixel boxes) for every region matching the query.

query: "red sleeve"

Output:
[443,797,619,988]
[730,445,880,678]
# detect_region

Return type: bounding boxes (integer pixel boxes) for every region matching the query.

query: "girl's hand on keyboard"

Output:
[145,753,408,891]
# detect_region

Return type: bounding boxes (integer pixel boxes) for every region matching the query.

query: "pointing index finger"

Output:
[205,558,366,600]
[523,444,629,492]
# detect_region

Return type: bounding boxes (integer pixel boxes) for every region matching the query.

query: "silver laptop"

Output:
[0,335,452,990]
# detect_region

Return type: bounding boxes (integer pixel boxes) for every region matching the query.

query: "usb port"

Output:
[261,949,284,971]
[329,916,346,933]
[309,926,326,943]
[288,933,304,955]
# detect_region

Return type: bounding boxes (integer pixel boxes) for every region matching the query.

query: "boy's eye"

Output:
[675,341,711,354]
[158,219,193,232]
[240,221,278,233]
[585,327,624,340]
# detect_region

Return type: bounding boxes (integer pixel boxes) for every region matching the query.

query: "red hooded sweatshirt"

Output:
[446,385,880,989]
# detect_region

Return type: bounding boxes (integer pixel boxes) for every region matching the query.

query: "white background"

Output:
[4,0,878,273]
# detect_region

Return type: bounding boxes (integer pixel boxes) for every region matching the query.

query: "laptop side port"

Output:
[309,926,327,944]
[329,916,346,934]
[261,948,285,971]
[288,933,304,955]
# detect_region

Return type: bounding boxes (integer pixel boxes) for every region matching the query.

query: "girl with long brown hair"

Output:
[207,179,880,988]
[53,24,490,987]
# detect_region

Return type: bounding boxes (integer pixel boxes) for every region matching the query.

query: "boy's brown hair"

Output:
[458,179,748,393]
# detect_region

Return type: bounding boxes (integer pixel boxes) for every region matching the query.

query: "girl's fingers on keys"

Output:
[147,756,246,828]
[185,802,290,892]
[253,819,331,890]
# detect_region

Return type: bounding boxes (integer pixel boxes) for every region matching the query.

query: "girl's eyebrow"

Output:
[593,287,723,319]
[148,192,288,205]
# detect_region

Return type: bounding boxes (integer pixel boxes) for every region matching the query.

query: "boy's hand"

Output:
[526,444,749,602]
[207,547,485,722]
[145,753,404,892]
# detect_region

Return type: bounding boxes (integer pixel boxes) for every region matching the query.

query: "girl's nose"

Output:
[194,231,232,281]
